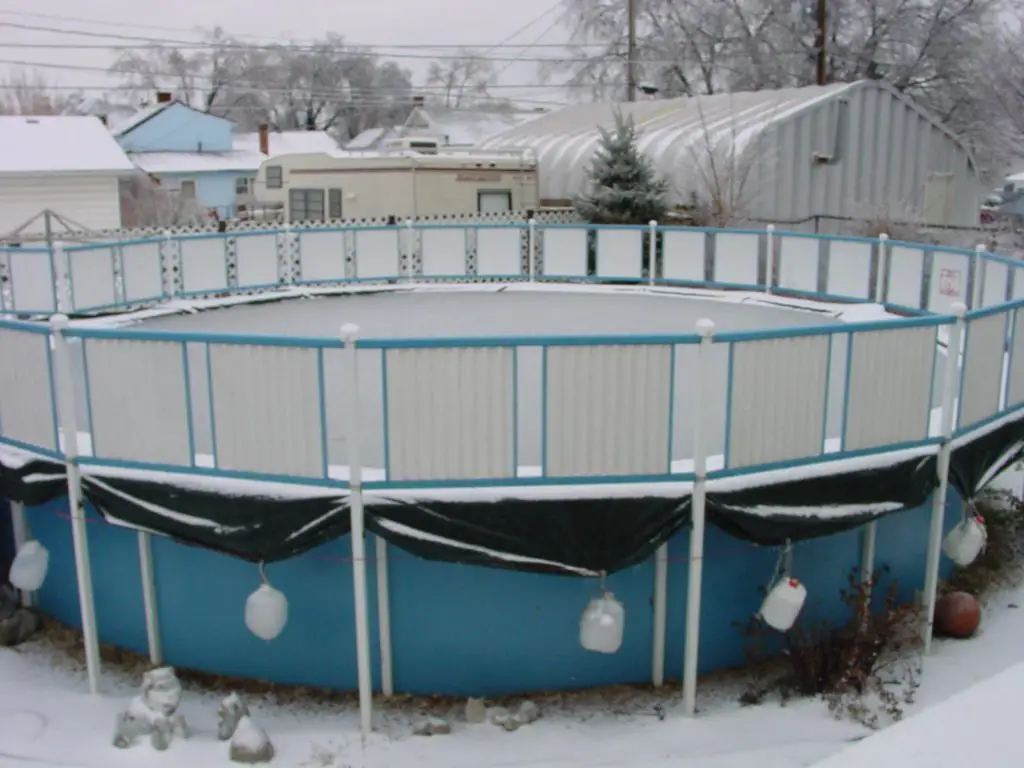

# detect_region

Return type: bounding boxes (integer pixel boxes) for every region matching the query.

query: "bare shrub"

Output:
[120,174,210,229]
[738,566,921,729]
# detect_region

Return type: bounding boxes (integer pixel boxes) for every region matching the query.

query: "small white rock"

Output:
[229,715,274,763]
[515,700,540,725]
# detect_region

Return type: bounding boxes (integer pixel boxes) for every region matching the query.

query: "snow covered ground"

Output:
[1,564,1024,768]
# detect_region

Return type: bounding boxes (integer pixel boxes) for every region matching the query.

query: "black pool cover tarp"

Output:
[1,409,1023,574]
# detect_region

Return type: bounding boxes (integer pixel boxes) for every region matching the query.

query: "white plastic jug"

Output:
[9,540,49,592]
[760,577,807,632]
[245,583,289,641]
[580,592,625,654]
[943,516,987,567]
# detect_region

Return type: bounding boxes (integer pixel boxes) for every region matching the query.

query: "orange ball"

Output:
[934,591,981,638]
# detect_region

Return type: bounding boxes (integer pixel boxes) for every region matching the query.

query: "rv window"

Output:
[266,165,283,189]
[329,188,343,220]
[478,190,512,213]
[289,188,325,222]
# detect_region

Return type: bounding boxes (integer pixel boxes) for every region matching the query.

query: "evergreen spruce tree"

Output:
[574,110,669,224]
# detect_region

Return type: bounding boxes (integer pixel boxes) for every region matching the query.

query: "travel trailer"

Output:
[253,138,538,222]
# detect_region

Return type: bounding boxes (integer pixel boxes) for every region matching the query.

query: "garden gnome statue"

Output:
[112,667,187,750]
[219,692,275,763]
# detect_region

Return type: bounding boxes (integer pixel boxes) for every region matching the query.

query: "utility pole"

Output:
[627,0,637,101]
[815,0,828,86]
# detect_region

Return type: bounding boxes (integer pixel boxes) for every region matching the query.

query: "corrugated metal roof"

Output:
[480,83,857,202]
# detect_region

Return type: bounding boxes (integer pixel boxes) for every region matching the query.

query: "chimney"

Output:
[412,95,425,107]
[258,123,269,155]
[156,91,172,104]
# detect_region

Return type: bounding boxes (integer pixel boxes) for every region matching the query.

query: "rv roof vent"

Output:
[385,136,440,154]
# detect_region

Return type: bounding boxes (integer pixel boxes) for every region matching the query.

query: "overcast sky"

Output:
[0,0,571,104]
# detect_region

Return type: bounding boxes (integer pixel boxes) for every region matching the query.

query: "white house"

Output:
[0,115,135,238]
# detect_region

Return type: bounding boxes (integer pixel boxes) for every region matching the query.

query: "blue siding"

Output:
[157,171,245,219]
[24,491,961,695]
[117,103,233,153]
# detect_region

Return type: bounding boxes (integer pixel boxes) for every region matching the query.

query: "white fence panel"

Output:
[1007,310,1024,408]
[843,325,936,450]
[84,338,192,465]
[712,232,759,286]
[420,228,468,277]
[8,249,55,313]
[542,227,588,278]
[958,313,1007,429]
[596,229,643,279]
[826,240,873,300]
[0,326,55,450]
[981,260,1010,308]
[354,229,401,280]
[1013,267,1024,301]
[208,344,325,478]
[234,233,279,288]
[68,246,117,311]
[726,334,830,468]
[476,228,521,277]
[776,236,819,293]
[299,230,346,282]
[384,347,515,482]
[120,241,164,303]
[927,250,970,314]
[544,344,672,477]
[887,245,925,309]
[179,237,229,294]
[661,230,705,282]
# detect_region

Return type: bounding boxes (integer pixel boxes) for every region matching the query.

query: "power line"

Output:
[0,6,593,49]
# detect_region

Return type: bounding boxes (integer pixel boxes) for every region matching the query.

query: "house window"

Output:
[266,165,283,189]
[180,180,196,199]
[478,190,512,213]
[328,188,343,220]
[289,188,325,222]
[235,176,252,196]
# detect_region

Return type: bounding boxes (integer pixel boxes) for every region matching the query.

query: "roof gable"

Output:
[112,100,232,139]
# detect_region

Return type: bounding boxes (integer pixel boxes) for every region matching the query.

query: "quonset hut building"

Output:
[481,81,982,229]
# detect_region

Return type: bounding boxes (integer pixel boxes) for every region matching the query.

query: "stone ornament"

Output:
[113,667,188,751]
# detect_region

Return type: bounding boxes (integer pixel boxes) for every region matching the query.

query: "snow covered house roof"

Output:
[0,115,135,176]
[346,107,547,150]
[233,130,339,156]
[109,100,178,137]
[129,130,339,176]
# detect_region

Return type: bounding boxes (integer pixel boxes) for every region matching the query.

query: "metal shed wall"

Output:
[482,81,980,228]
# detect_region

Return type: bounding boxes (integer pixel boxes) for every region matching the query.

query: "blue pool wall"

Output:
[21,491,961,695]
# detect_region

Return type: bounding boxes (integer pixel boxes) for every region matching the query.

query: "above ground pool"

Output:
[0,220,1021,735]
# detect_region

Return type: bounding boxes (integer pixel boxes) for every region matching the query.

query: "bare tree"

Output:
[119,174,209,229]
[426,51,497,107]
[109,30,415,140]
[0,69,84,115]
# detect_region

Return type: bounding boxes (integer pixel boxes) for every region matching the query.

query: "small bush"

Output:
[738,567,921,729]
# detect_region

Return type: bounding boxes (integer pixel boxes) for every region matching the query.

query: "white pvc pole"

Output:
[341,323,374,738]
[651,542,668,687]
[765,224,775,294]
[137,531,162,665]
[683,318,715,717]
[875,233,889,303]
[375,535,394,696]
[860,521,877,606]
[50,314,102,695]
[527,218,536,282]
[9,501,33,607]
[648,220,658,287]
[972,244,986,310]
[922,303,966,655]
